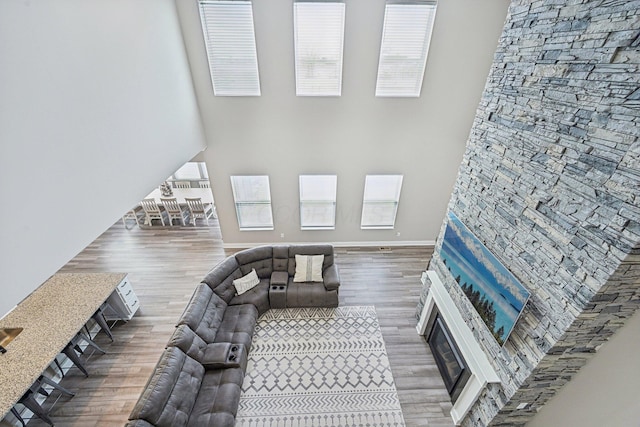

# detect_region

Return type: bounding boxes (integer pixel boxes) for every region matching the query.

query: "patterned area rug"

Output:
[236,306,406,427]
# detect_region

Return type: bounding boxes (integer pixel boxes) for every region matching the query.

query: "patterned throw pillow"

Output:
[233,269,260,295]
[293,255,324,283]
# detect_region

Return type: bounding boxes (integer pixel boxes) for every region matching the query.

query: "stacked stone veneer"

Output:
[417,0,640,425]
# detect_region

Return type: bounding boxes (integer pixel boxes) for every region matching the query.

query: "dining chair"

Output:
[185,198,215,226]
[199,181,211,188]
[161,198,188,226]
[121,206,140,229]
[140,198,165,226]
[174,181,191,189]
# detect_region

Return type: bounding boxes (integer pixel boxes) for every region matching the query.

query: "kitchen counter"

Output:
[0,272,127,419]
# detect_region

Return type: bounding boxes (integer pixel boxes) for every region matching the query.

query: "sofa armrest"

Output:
[270,271,288,286]
[323,264,340,291]
[125,421,155,427]
[201,343,246,370]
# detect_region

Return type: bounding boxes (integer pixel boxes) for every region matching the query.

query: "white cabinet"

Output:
[103,276,140,320]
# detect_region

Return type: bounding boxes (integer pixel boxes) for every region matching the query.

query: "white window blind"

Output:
[230,176,274,230]
[294,2,345,96]
[199,1,261,96]
[361,175,403,229]
[375,1,437,97]
[299,175,337,229]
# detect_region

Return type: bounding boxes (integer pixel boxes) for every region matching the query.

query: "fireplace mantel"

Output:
[417,271,501,425]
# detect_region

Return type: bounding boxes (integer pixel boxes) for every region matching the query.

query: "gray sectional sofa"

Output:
[126,244,339,427]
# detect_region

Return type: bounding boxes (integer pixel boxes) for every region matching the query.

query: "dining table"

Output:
[145,187,214,206]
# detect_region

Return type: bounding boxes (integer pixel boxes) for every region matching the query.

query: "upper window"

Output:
[230,176,274,230]
[375,1,437,97]
[173,162,205,180]
[199,1,261,96]
[294,2,346,96]
[360,175,403,229]
[299,175,337,230]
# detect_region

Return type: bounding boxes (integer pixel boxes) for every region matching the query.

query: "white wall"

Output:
[177,0,510,247]
[0,0,206,317]
[526,309,640,427]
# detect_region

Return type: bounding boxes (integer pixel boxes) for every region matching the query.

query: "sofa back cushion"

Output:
[202,257,243,304]
[272,245,289,272]
[177,284,227,343]
[168,325,209,363]
[128,347,204,427]
[234,246,273,278]
[287,244,334,276]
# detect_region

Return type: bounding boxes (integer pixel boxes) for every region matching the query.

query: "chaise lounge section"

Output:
[127,244,339,427]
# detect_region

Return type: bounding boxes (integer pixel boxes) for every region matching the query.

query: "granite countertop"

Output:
[0,272,127,419]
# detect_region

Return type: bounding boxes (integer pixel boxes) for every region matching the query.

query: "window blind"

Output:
[230,176,274,229]
[299,175,337,229]
[199,1,261,96]
[294,2,346,96]
[361,174,404,229]
[375,2,437,97]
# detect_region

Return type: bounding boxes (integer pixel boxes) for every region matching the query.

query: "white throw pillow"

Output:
[293,254,324,283]
[233,269,260,295]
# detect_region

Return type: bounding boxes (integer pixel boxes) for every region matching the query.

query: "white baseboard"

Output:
[223,240,435,249]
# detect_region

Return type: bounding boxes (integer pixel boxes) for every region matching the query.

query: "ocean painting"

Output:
[440,212,530,346]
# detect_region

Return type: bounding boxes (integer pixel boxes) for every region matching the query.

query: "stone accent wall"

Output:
[418,0,640,425]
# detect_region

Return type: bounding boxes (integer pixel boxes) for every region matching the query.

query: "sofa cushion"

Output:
[213,303,259,350]
[232,268,260,295]
[287,244,334,276]
[168,325,209,362]
[177,283,227,343]
[128,347,204,427]
[293,254,324,282]
[229,279,270,315]
[234,246,273,278]
[272,245,289,272]
[188,367,245,427]
[286,281,339,308]
[202,257,243,304]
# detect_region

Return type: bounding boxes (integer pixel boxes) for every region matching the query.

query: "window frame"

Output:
[230,175,274,231]
[360,174,404,229]
[293,1,346,97]
[299,174,338,230]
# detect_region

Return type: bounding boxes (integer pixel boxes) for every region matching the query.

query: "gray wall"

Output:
[0,0,206,318]
[177,0,510,247]
[419,0,640,425]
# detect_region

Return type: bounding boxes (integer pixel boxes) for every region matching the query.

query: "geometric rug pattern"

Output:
[236,306,406,427]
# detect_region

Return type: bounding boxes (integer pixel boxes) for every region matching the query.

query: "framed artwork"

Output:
[439,212,530,346]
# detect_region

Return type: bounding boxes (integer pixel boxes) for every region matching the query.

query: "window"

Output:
[360,175,403,229]
[299,175,337,229]
[173,162,204,181]
[294,2,346,96]
[199,1,261,96]
[375,1,437,97]
[230,176,274,230]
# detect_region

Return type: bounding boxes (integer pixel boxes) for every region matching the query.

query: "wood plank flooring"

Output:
[16,220,453,427]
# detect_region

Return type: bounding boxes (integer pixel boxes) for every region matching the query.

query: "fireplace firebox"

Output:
[426,310,471,404]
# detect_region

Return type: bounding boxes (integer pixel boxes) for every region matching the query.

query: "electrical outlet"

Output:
[396,232,401,237]
[280,233,285,239]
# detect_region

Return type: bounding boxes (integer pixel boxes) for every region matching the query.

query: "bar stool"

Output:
[10,375,75,426]
[91,306,114,342]
[62,331,106,377]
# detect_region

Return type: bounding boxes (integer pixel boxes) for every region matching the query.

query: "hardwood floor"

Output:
[19,220,453,427]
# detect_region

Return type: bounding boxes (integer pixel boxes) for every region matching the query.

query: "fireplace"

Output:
[426,311,471,404]
[417,271,500,425]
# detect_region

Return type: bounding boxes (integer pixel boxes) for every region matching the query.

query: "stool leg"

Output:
[20,391,54,426]
[11,407,27,427]
[39,375,75,397]
[76,331,106,354]
[62,343,89,377]
[92,309,114,342]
